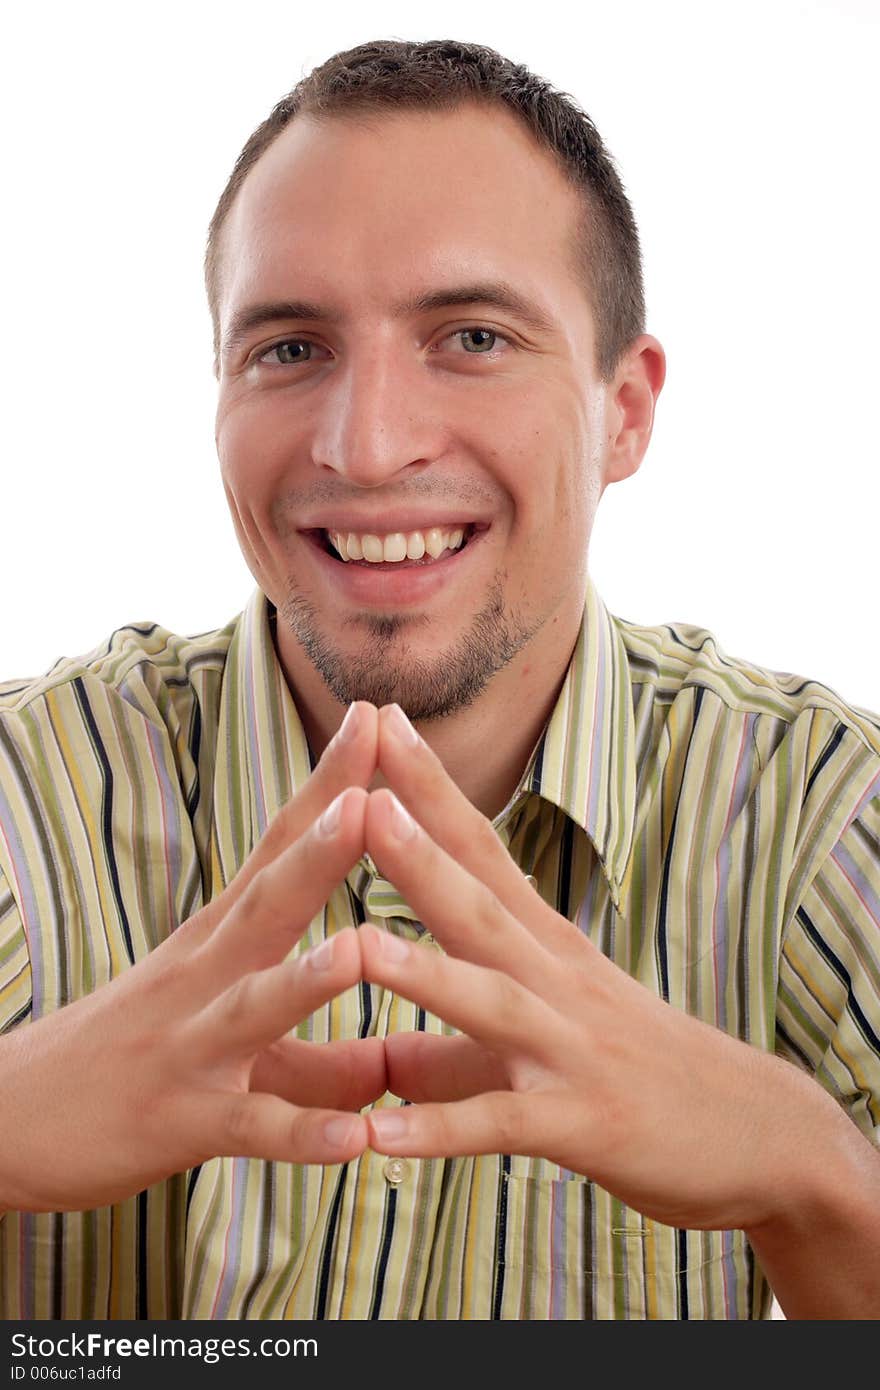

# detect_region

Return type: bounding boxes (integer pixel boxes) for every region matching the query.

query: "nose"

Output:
[309,342,443,487]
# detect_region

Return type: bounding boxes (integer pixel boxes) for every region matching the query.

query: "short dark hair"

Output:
[205,38,645,379]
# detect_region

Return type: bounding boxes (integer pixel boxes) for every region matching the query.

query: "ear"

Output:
[603,335,666,487]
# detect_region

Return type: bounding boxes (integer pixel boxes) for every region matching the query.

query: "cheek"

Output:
[216,402,293,528]
[517,454,593,602]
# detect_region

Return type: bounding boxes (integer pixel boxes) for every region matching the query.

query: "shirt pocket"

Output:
[498,1167,761,1320]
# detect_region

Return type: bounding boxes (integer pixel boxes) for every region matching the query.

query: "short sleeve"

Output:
[0,864,32,1034]
[776,794,880,1146]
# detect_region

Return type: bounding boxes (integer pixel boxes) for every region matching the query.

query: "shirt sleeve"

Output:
[0,864,32,1034]
[776,793,880,1146]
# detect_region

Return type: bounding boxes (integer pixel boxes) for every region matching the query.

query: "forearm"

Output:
[745,1084,880,1319]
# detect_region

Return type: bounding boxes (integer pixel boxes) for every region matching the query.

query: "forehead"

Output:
[218,103,588,325]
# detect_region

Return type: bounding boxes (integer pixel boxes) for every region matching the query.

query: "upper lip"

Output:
[300,513,490,535]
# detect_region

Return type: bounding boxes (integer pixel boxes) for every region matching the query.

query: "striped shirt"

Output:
[1,579,878,1320]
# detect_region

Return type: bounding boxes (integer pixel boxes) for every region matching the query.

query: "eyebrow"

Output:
[220,280,556,358]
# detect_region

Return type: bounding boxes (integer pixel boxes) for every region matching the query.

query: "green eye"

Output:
[460,328,497,353]
[270,340,312,364]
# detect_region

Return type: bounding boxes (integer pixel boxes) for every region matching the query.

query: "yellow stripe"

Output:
[1,584,878,1318]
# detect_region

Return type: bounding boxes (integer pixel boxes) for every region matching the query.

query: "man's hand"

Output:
[360,704,870,1243]
[0,703,385,1214]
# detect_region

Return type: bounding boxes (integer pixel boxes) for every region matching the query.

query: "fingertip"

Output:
[322,1112,368,1161]
[357,921,384,962]
[379,701,421,746]
[366,1107,411,1152]
[305,923,361,977]
[363,786,389,848]
[353,700,380,738]
[367,784,395,806]
[323,702,379,778]
[343,783,370,816]
[365,787,419,849]
[354,702,380,759]
[334,923,366,977]
[316,784,368,841]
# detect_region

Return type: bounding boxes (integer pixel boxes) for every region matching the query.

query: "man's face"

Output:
[215,103,619,720]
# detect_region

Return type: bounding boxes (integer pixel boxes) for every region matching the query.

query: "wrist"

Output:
[743,1066,880,1317]
[745,1061,863,1235]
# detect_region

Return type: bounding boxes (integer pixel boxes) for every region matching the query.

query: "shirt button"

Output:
[382,1156,410,1187]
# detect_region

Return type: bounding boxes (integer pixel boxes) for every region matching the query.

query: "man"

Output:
[0,38,878,1321]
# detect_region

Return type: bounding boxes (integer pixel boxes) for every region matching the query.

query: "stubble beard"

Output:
[277,570,538,722]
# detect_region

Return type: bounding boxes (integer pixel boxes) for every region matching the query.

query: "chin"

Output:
[279,571,539,722]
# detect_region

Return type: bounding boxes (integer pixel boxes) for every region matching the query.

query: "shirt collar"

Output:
[517,575,638,913]
[210,588,312,891]
[211,580,637,914]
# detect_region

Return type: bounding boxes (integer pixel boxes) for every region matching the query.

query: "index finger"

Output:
[364,789,557,993]
[377,703,584,962]
[199,784,370,992]
[182,700,378,949]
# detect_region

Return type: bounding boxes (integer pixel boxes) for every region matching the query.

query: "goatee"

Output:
[277,571,537,722]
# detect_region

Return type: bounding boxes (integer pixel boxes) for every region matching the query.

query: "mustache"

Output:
[270,476,499,525]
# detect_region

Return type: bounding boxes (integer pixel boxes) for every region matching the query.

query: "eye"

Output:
[453,327,503,354]
[257,339,325,366]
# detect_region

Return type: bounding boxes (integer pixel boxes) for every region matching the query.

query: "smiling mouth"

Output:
[309,523,485,568]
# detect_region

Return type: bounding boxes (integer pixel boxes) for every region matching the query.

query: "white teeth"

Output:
[406,531,426,560]
[424,528,445,559]
[361,534,384,563]
[327,526,469,563]
[383,532,408,563]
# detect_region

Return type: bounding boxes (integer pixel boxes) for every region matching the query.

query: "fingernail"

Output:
[307,936,335,971]
[388,794,417,841]
[380,929,411,962]
[338,703,361,744]
[387,703,420,747]
[318,791,345,837]
[324,1116,356,1147]
[370,1109,409,1142]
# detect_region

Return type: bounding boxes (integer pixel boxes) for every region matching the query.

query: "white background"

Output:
[5,2,873,1319]
[2,0,878,718]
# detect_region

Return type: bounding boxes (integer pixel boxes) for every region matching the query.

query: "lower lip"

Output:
[301,530,488,607]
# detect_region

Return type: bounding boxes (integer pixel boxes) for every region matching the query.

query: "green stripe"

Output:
[0,582,877,1318]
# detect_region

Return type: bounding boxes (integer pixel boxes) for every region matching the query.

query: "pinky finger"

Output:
[192,1091,370,1166]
